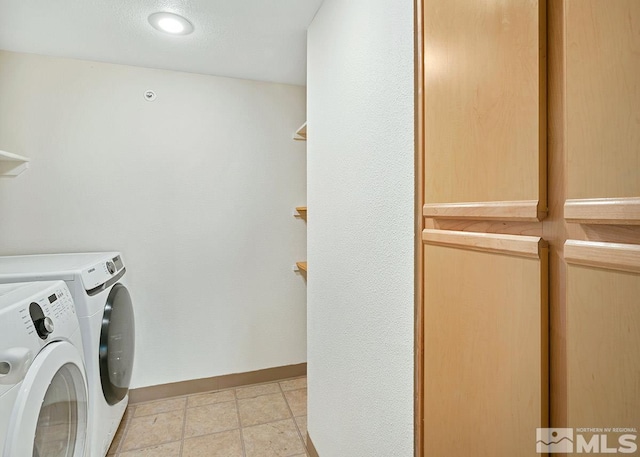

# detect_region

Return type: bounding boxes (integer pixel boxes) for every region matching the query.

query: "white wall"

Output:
[306,0,415,455]
[0,50,307,388]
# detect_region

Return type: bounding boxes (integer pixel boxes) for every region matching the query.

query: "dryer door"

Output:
[99,283,135,405]
[4,341,88,457]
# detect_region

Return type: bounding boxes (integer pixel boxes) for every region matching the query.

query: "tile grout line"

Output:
[178,397,188,457]
[278,381,309,457]
[235,387,248,457]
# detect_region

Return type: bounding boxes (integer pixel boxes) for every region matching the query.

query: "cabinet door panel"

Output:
[423,0,545,207]
[566,0,640,200]
[423,243,548,456]
[567,261,640,428]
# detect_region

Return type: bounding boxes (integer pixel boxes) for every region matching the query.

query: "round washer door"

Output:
[4,341,88,457]
[99,283,135,405]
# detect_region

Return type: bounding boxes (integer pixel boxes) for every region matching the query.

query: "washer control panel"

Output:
[0,281,79,388]
[16,283,75,339]
[80,254,125,291]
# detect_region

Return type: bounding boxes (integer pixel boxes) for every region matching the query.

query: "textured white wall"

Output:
[0,50,307,388]
[306,0,415,455]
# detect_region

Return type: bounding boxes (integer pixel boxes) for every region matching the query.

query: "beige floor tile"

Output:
[235,382,281,399]
[134,397,186,417]
[295,416,307,444]
[184,400,239,438]
[187,389,235,408]
[243,419,306,457]
[115,379,309,456]
[284,389,307,417]
[123,405,136,423]
[120,410,185,452]
[279,377,307,392]
[182,429,243,457]
[118,441,182,457]
[238,393,291,427]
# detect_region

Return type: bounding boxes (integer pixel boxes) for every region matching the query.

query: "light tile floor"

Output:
[107,376,308,457]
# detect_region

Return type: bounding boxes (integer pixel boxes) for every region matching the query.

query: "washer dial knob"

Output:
[106,261,116,275]
[35,317,54,339]
[30,302,53,340]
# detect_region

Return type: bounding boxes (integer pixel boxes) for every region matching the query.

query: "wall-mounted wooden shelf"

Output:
[293,122,307,141]
[0,150,30,177]
[294,122,307,278]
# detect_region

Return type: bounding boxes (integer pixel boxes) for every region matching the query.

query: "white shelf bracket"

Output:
[0,150,31,177]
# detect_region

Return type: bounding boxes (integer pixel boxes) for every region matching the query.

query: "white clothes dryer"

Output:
[0,253,135,457]
[0,280,89,457]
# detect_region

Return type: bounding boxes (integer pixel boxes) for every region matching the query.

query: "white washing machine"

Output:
[0,280,88,457]
[0,253,135,457]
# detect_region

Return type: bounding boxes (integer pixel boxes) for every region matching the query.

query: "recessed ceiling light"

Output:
[148,12,194,36]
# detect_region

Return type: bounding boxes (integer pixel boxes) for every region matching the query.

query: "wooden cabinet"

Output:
[562,0,640,441]
[417,1,640,456]
[419,1,548,455]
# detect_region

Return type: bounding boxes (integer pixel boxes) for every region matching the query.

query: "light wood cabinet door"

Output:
[565,249,640,431]
[562,0,640,443]
[423,0,546,221]
[563,0,640,227]
[565,0,640,203]
[420,1,548,455]
[423,237,548,457]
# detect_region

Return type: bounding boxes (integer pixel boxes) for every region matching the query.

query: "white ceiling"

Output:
[0,0,324,85]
